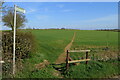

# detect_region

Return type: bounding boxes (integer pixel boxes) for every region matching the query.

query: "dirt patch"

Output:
[112,75,120,78]
[52,69,63,78]
[35,60,50,70]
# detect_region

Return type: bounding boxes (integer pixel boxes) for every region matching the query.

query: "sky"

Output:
[1,2,118,30]
[4,0,120,2]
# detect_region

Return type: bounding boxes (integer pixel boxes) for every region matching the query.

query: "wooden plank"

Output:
[69,50,91,53]
[68,59,91,63]
[0,61,5,63]
[69,57,77,65]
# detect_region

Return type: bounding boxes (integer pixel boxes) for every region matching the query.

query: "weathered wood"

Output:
[68,59,91,63]
[0,61,5,63]
[69,50,91,53]
[69,57,77,65]
[66,50,69,70]
[86,52,88,64]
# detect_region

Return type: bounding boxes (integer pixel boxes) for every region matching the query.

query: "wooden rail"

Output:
[0,61,5,63]
[68,50,90,53]
[68,59,90,63]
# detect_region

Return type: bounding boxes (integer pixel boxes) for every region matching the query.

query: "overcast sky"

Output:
[2,2,118,30]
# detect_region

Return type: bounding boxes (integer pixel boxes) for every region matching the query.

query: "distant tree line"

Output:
[96,29,120,32]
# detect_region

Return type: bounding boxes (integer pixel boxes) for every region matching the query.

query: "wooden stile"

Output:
[66,49,91,70]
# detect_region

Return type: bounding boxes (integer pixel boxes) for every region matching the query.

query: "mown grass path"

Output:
[55,32,76,64]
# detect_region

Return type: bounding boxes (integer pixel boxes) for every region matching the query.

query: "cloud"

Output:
[26,8,37,14]
[81,14,118,23]
[26,7,49,14]
[76,14,118,29]
[62,9,73,12]
[56,4,64,8]
[35,15,50,21]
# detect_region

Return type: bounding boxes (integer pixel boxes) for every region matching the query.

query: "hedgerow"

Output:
[2,31,35,78]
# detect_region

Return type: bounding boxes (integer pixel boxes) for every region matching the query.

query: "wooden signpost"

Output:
[66,49,91,70]
[13,5,26,75]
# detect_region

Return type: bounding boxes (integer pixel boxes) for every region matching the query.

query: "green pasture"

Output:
[71,30,118,49]
[15,29,75,78]
[68,30,119,78]
[8,29,118,78]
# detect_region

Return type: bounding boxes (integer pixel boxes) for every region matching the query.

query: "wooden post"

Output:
[86,52,88,64]
[66,50,69,70]
[81,57,84,59]
[93,54,94,60]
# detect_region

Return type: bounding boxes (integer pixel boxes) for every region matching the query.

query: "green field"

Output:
[15,29,75,78]
[13,29,119,78]
[70,30,118,60]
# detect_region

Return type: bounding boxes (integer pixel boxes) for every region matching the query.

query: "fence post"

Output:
[66,50,69,70]
[93,54,94,60]
[86,51,88,64]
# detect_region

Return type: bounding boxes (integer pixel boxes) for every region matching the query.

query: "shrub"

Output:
[2,31,35,78]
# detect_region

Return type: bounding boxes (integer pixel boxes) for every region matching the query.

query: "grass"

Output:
[15,29,75,78]
[70,30,118,60]
[4,29,118,78]
[71,30,118,48]
[68,30,119,78]
[63,60,119,78]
